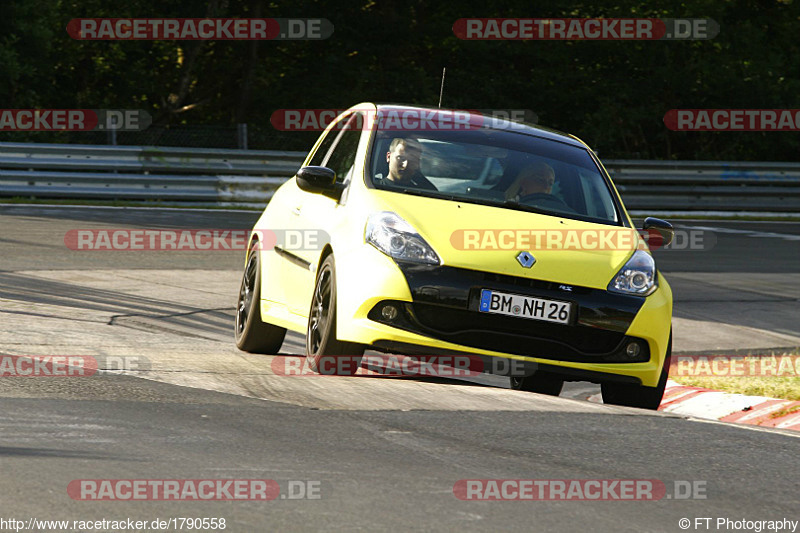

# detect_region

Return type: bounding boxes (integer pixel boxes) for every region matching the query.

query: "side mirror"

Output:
[296,166,337,193]
[642,217,674,248]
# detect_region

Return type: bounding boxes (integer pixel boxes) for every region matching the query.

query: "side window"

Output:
[324,114,362,184]
[579,170,617,221]
[308,117,346,167]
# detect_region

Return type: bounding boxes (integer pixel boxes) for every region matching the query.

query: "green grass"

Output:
[671,352,800,401]
[671,375,800,401]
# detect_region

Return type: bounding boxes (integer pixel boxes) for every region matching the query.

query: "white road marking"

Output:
[680,225,800,241]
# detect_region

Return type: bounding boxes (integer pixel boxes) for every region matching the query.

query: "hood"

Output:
[371,191,643,290]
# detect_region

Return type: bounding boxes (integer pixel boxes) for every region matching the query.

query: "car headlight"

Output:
[365,212,440,265]
[608,250,658,296]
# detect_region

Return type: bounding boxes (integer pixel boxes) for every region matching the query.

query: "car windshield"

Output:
[369,126,621,225]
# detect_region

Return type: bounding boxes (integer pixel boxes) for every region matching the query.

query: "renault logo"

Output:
[516,251,536,268]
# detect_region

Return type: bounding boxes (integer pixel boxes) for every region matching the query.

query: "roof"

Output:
[371,103,585,149]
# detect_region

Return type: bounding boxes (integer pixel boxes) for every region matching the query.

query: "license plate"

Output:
[478,289,571,325]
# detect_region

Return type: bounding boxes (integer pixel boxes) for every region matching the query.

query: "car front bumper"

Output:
[335,249,672,387]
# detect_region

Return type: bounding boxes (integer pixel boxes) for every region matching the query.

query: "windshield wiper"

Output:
[499,200,553,216]
[398,188,458,202]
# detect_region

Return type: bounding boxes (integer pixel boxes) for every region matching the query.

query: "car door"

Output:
[261,115,343,313]
[283,112,364,316]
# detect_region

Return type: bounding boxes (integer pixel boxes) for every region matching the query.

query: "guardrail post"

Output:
[237,123,248,150]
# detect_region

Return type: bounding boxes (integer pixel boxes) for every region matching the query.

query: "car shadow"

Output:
[271,354,502,388]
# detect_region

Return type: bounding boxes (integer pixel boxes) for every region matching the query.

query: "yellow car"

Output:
[235,103,674,409]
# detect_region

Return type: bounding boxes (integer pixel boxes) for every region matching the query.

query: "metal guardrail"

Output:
[0,143,305,204]
[1,142,799,211]
[603,160,800,212]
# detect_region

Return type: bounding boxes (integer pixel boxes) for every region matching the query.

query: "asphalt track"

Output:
[0,205,798,532]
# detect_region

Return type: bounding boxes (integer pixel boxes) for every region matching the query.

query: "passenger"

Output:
[505,162,556,201]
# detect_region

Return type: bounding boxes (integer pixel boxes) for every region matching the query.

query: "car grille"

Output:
[410,302,625,359]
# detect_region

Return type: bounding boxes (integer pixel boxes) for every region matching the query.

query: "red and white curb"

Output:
[658,380,800,431]
[589,380,800,431]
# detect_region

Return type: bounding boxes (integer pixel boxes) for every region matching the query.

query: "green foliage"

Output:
[2,0,800,159]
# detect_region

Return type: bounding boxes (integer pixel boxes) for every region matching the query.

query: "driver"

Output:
[382,138,437,191]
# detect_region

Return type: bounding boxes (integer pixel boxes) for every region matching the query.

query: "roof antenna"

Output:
[438,67,446,108]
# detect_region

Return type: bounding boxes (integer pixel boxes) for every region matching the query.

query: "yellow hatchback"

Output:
[235,103,674,409]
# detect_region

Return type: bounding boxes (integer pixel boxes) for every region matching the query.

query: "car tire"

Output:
[306,255,365,375]
[510,372,564,396]
[235,244,287,354]
[601,332,672,410]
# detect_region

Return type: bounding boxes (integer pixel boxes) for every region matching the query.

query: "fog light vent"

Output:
[626,342,641,358]
[381,305,399,321]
